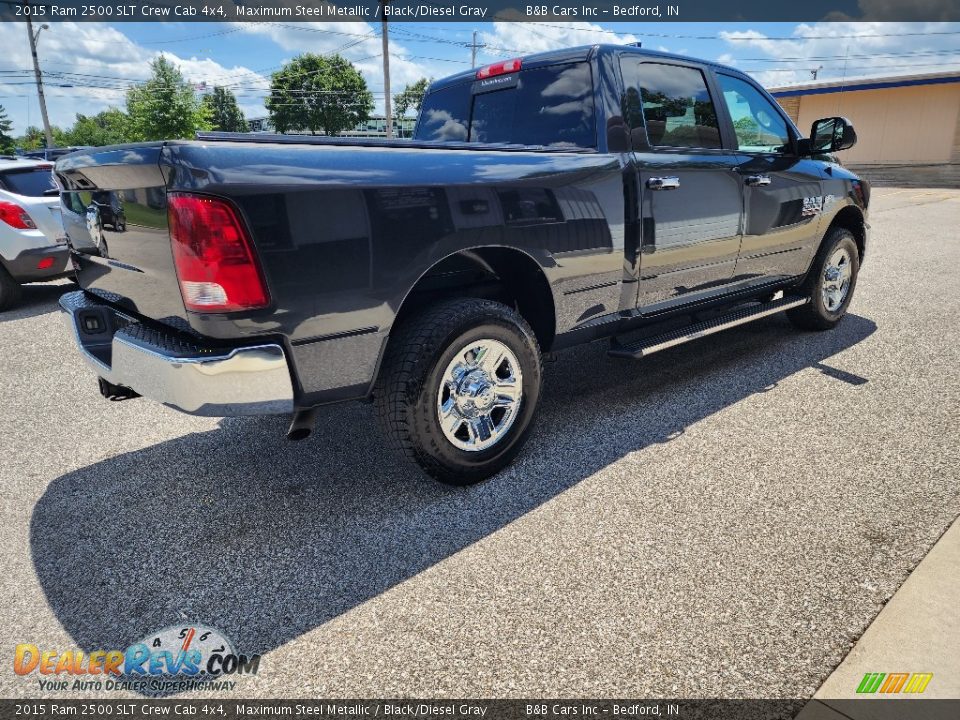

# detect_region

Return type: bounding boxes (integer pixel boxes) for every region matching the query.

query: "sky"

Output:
[1,19,959,134]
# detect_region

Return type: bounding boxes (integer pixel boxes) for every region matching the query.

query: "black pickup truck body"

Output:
[56,44,869,482]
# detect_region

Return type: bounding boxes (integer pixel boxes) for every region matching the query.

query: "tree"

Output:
[393,78,431,118]
[17,126,47,151]
[266,54,373,136]
[63,109,130,146]
[202,86,248,133]
[125,56,211,141]
[733,116,762,146]
[0,105,13,153]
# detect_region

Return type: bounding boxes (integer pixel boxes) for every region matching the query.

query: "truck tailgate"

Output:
[55,145,188,327]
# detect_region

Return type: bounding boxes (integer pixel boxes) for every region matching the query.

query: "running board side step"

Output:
[608,296,809,359]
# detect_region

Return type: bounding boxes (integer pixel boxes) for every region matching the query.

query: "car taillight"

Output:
[476,58,522,79]
[0,201,37,229]
[167,192,269,312]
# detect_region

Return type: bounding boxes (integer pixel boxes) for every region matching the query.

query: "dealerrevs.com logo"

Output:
[856,672,933,694]
[14,624,260,694]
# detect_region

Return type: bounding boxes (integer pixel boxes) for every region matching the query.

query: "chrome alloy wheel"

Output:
[822,247,853,312]
[437,338,523,452]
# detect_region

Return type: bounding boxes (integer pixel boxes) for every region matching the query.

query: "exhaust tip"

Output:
[287,407,317,442]
[287,427,312,442]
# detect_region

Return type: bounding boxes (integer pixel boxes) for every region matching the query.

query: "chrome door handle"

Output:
[745,175,772,187]
[647,176,680,190]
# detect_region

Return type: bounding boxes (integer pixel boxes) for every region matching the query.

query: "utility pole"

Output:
[380,0,392,139]
[469,31,485,68]
[25,6,54,149]
[810,65,823,81]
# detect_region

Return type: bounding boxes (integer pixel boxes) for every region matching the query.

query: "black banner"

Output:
[4,700,960,720]
[1,0,959,23]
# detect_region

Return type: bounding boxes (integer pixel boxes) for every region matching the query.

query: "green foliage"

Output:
[16,126,47,151]
[733,115,762,146]
[62,109,131,146]
[202,86,248,133]
[125,56,211,141]
[266,54,373,136]
[394,78,431,118]
[0,105,14,153]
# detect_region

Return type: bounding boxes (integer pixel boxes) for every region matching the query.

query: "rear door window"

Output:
[0,167,57,196]
[416,84,472,142]
[416,62,596,149]
[620,59,722,150]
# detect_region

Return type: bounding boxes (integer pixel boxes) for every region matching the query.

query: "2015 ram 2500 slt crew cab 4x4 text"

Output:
[56,45,869,484]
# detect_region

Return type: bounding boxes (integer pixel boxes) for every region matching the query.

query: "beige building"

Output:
[769,71,960,181]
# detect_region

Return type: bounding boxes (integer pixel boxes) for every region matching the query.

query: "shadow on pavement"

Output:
[30,313,876,669]
[0,281,75,323]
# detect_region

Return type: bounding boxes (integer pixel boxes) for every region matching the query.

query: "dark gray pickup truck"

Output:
[55,44,869,484]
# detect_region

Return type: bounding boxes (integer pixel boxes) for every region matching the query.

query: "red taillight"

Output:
[0,201,37,229]
[476,58,522,79]
[37,256,55,270]
[167,193,269,313]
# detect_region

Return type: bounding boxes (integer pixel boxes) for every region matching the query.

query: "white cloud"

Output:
[233,22,434,115]
[479,21,637,60]
[718,22,960,88]
[0,20,433,135]
[0,21,269,133]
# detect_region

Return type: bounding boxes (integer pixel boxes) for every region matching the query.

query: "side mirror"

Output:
[809,116,857,154]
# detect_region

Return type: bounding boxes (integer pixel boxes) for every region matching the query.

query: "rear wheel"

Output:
[374,298,542,485]
[0,265,22,312]
[788,227,860,331]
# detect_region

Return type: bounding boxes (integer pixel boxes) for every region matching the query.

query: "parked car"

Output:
[20,146,91,162]
[55,45,868,483]
[0,159,72,310]
[90,191,126,232]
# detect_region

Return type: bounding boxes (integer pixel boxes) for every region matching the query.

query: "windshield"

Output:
[415,62,596,149]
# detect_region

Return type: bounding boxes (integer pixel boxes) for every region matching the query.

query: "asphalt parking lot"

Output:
[2,187,959,700]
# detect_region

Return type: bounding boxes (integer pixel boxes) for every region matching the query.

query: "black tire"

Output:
[0,265,23,312]
[374,298,543,485]
[787,227,860,331]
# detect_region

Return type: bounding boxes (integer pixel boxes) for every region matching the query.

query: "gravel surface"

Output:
[1,188,958,699]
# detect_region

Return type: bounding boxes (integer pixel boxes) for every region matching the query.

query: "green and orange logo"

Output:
[856,672,933,694]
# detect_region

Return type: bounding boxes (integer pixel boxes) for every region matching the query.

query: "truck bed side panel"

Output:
[165,142,627,404]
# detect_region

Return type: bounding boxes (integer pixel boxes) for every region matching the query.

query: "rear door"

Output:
[714,72,826,283]
[620,57,744,312]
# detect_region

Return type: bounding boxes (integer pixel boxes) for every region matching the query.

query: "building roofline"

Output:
[768,69,960,97]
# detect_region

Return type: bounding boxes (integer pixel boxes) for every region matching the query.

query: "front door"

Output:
[619,58,745,312]
[714,72,826,285]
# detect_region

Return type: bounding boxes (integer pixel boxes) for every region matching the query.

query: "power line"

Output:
[526,22,960,40]
[141,28,245,45]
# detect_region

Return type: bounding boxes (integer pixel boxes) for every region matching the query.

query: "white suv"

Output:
[0,158,71,310]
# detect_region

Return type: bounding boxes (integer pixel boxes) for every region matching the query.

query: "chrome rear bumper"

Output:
[60,290,294,416]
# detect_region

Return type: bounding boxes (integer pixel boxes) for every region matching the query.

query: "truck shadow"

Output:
[30,313,876,676]
[0,281,75,323]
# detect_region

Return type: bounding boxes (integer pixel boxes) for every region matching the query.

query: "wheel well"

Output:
[827,205,866,261]
[392,248,556,351]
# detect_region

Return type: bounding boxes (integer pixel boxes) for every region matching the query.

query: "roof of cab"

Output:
[427,44,743,93]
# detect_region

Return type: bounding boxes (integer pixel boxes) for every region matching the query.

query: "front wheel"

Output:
[374,298,543,485]
[788,227,860,331]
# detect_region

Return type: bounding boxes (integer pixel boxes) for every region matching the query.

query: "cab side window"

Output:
[620,58,722,150]
[717,74,791,154]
